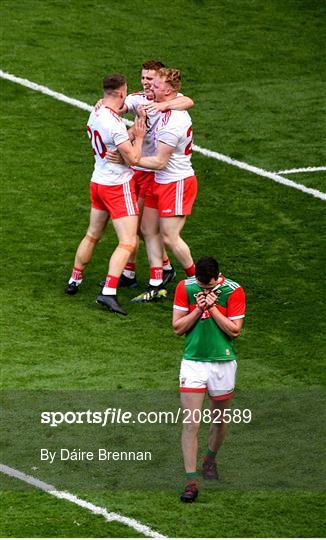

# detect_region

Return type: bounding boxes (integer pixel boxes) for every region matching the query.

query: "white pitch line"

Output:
[1,68,325,201]
[0,69,131,123]
[0,463,167,539]
[0,70,93,113]
[275,166,326,174]
[192,144,326,201]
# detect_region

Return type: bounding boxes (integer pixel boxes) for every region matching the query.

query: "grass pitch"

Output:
[0,0,325,537]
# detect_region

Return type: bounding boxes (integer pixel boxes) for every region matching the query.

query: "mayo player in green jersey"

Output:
[173,256,246,502]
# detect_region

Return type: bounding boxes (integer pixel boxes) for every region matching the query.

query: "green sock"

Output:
[206,448,217,459]
[185,471,198,481]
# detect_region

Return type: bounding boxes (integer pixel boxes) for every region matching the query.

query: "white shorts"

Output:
[179,359,237,400]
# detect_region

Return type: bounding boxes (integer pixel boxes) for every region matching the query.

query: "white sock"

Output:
[69,277,82,285]
[123,270,136,279]
[149,279,163,287]
[102,287,117,295]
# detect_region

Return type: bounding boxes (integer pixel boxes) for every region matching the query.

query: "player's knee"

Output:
[86,232,100,243]
[86,227,102,241]
[161,231,176,249]
[128,236,138,251]
[118,237,137,253]
[182,420,201,434]
[140,221,152,238]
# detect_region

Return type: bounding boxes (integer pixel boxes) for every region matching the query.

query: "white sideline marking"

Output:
[192,144,326,200]
[1,68,325,201]
[276,166,326,174]
[0,463,167,539]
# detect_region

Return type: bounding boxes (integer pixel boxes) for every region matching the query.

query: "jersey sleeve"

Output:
[173,281,189,312]
[113,121,130,147]
[158,111,185,148]
[158,127,179,148]
[227,287,246,320]
[124,94,137,116]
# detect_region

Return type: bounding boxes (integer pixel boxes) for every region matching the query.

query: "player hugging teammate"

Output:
[65,61,196,314]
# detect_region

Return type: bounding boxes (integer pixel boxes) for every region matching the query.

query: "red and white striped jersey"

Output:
[154,109,194,184]
[87,104,133,186]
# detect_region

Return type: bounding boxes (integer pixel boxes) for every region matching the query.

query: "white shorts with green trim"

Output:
[179,359,237,400]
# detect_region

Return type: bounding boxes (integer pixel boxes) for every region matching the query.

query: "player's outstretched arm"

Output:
[138,141,174,170]
[144,95,194,114]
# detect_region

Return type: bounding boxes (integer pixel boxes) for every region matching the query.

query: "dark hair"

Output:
[195,257,220,284]
[141,60,165,71]
[103,73,126,94]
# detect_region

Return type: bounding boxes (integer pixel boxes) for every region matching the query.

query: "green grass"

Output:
[1,488,145,538]
[1,0,325,537]
[1,489,325,538]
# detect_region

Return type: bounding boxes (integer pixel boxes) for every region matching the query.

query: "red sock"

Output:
[104,274,119,289]
[150,267,163,281]
[125,262,136,272]
[185,263,196,277]
[71,267,83,281]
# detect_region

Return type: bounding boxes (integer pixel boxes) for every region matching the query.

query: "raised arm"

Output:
[205,290,245,339]
[172,283,207,336]
[144,95,194,114]
[207,306,244,338]
[173,304,203,336]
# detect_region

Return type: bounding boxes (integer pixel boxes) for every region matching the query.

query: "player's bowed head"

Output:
[102,73,128,100]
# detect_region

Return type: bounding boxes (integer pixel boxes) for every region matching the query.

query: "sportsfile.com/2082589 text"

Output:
[40,407,252,427]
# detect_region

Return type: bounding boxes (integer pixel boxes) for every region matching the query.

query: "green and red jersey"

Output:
[173,275,245,362]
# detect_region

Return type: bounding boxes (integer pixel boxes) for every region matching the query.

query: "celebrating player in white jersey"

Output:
[132,68,198,302]
[111,60,194,290]
[65,73,146,316]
